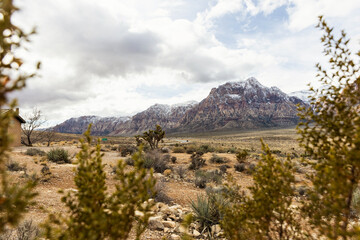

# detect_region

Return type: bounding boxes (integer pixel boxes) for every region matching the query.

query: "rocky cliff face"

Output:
[174,77,305,132]
[53,116,131,135]
[110,101,198,135]
[52,78,307,135]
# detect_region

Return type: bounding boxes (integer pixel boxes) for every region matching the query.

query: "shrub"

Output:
[25,148,46,156]
[195,177,207,189]
[247,163,256,174]
[296,18,360,239]
[235,150,248,163]
[41,165,51,176]
[161,148,170,153]
[234,163,245,172]
[162,154,171,162]
[153,179,172,204]
[6,161,26,172]
[144,150,170,173]
[215,147,226,153]
[221,140,299,239]
[0,0,38,233]
[44,126,155,239]
[171,156,177,164]
[47,148,70,164]
[17,220,40,240]
[0,220,40,240]
[199,144,215,153]
[125,157,134,166]
[185,145,197,154]
[189,152,206,170]
[195,170,222,187]
[190,192,226,233]
[219,165,227,174]
[209,154,227,164]
[172,146,185,153]
[119,145,137,157]
[226,147,237,154]
[175,166,187,179]
[270,149,281,154]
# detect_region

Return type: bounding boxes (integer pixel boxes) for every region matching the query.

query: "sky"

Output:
[10,0,360,126]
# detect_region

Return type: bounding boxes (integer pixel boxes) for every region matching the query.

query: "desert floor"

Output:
[7,127,310,239]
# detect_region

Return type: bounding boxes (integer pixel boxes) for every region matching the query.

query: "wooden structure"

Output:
[2,108,26,147]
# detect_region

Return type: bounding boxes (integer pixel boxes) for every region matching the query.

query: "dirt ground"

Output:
[7,127,309,239]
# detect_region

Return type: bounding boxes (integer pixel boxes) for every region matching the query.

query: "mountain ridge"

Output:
[52,78,308,136]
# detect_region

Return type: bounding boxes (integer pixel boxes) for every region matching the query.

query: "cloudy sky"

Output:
[10,0,360,126]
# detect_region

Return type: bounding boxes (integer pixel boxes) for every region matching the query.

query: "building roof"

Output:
[1,109,26,123]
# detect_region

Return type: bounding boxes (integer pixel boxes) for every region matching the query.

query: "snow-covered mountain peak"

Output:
[171,100,198,108]
[288,90,312,103]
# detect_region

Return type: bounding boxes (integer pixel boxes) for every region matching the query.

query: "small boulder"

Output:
[134,210,144,218]
[193,229,201,237]
[162,220,176,228]
[211,224,221,234]
[148,216,164,230]
[170,234,181,240]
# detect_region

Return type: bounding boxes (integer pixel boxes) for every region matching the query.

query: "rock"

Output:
[193,229,201,237]
[161,205,172,215]
[134,210,144,218]
[162,220,176,228]
[148,216,164,230]
[170,234,181,240]
[175,225,187,233]
[211,224,221,234]
[156,202,165,209]
[154,173,164,179]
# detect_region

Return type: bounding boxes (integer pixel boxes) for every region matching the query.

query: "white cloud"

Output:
[197,0,288,25]
[287,0,360,31]
[9,0,360,125]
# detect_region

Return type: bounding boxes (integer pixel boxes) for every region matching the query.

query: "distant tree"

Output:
[45,125,156,240]
[21,107,46,146]
[135,125,165,149]
[297,16,360,239]
[0,0,39,233]
[43,128,56,147]
[221,140,302,240]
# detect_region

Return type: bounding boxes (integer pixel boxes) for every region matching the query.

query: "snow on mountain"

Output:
[288,90,312,103]
[176,77,308,132]
[171,100,198,108]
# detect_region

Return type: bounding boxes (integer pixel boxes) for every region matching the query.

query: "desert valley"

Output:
[1,0,360,239]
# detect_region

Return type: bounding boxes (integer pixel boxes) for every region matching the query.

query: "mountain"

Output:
[53,116,131,135]
[109,101,198,135]
[174,77,306,132]
[52,78,307,135]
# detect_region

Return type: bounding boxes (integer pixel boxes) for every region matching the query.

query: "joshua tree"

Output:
[135,124,165,149]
